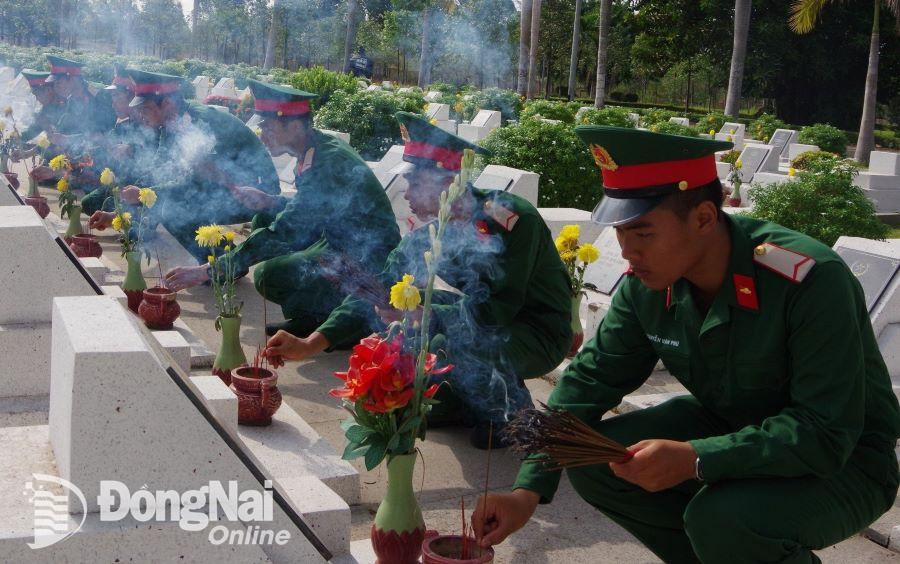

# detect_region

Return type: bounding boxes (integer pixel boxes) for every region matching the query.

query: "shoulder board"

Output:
[483,199,519,231]
[752,242,815,283]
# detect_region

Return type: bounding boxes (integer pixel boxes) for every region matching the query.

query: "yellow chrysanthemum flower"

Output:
[56,177,69,192]
[121,211,132,222]
[224,245,231,252]
[111,213,131,232]
[555,236,577,254]
[224,231,236,242]
[576,243,600,264]
[559,224,580,243]
[138,188,157,208]
[560,250,576,262]
[195,224,225,248]
[99,168,115,186]
[389,274,421,312]
[35,132,50,149]
[735,159,743,170]
[788,167,796,177]
[49,154,70,171]
[208,255,216,265]
[709,129,715,136]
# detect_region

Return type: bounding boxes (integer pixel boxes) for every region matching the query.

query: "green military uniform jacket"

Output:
[317,187,573,363]
[515,214,900,501]
[55,83,116,136]
[20,103,64,142]
[144,101,279,201]
[229,129,400,279]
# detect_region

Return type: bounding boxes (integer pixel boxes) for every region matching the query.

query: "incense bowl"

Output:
[3,171,19,189]
[138,286,181,330]
[230,366,282,426]
[68,233,102,258]
[23,195,50,218]
[422,534,494,563]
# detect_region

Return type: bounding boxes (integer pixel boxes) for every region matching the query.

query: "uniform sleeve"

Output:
[513,280,658,502]
[210,112,280,195]
[690,262,867,482]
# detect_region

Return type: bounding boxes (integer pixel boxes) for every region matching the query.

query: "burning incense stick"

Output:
[503,403,633,471]
[156,248,165,288]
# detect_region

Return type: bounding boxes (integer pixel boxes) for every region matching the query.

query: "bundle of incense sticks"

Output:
[503,403,633,471]
[316,252,389,308]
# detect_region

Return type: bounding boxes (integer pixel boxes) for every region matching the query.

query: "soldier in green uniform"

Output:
[263,112,573,448]
[164,80,401,338]
[471,127,900,563]
[81,66,155,215]
[88,70,280,263]
[18,70,62,142]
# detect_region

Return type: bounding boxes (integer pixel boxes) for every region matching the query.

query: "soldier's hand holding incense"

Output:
[265,330,330,364]
[120,185,141,204]
[471,489,539,548]
[609,439,697,493]
[88,210,115,230]
[228,184,277,211]
[165,265,210,291]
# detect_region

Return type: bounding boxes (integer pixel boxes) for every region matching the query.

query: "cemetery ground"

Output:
[11,165,899,563]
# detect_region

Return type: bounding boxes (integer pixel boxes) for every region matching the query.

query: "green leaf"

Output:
[386,432,400,452]
[342,441,369,461]
[364,439,387,471]
[345,425,375,444]
[397,416,421,435]
[397,433,415,454]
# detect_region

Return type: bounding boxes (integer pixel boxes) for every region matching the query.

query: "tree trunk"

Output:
[418,7,435,88]
[263,0,280,70]
[517,0,532,95]
[854,0,880,164]
[342,0,358,73]
[526,0,542,99]
[724,0,752,117]
[593,0,611,108]
[567,0,584,101]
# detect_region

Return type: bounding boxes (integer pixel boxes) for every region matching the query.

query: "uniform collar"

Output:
[665,215,759,332]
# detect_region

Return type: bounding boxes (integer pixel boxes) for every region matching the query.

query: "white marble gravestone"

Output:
[473,165,539,206]
[787,143,819,161]
[581,227,629,340]
[425,91,443,102]
[192,75,210,100]
[458,110,501,143]
[0,172,22,206]
[855,151,900,197]
[209,77,237,99]
[767,129,799,161]
[44,295,338,562]
[832,237,900,388]
[669,117,690,127]
[734,144,777,185]
[716,122,746,150]
[426,103,450,121]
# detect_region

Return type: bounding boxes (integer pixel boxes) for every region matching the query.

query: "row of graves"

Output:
[0,65,369,559]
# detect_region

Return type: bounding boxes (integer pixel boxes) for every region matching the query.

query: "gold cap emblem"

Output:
[754,244,768,256]
[678,180,689,191]
[589,144,618,171]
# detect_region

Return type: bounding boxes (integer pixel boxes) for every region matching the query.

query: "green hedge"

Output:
[749,113,788,143]
[456,87,522,124]
[288,66,359,110]
[750,162,887,247]
[578,107,635,128]
[647,122,700,137]
[521,100,578,124]
[479,119,601,210]
[315,89,426,160]
[798,123,848,156]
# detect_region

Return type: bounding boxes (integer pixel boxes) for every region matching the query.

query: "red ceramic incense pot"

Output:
[421,534,494,564]
[23,195,49,218]
[137,286,181,330]
[3,171,19,189]
[68,233,102,258]
[230,366,282,426]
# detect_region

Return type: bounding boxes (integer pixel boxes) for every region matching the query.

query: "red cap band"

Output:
[132,81,180,96]
[403,141,463,171]
[602,154,718,191]
[254,99,310,116]
[50,65,82,76]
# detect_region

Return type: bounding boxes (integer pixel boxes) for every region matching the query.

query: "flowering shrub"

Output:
[798,123,848,156]
[520,100,577,123]
[578,107,635,128]
[749,113,787,143]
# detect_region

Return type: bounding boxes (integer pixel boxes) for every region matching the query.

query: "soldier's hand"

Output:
[265,330,331,366]
[609,439,697,493]
[88,211,115,230]
[164,265,210,292]
[471,489,539,548]
[229,185,276,212]
[120,185,141,204]
[29,165,55,182]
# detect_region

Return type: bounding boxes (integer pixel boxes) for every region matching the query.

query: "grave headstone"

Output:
[425,91,443,102]
[855,151,900,195]
[768,128,798,160]
[716,122,745,149]
[669,117,690,127]
[835,246,900,312]
[628,113,640,126]
[471,109,501,129]
[583,227,629,295]
[426,103,450,121]
[787,143,819,161]
[191,75,210,100]
[734,144,774,183]
[472,164,539,206]
[209,77,237,99]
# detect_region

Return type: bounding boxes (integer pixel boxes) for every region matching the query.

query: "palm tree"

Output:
[343,0,360,73]
[418,6,437,87]
[518,0,533,95]
[791,0,900,163]
[724,0,752,117]
[567,0,585,101]
[263,0,282,70]
[594,0,612,108]
[526,0,542,99]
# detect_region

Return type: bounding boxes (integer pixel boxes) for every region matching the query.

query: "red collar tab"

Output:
[733,274,759,311]
[254,98,310,116]
[50,65,82,76]
[132,81,180,96]
[403,141,463,171]
[602,154,718,192]
[665,286,673,310]
[474,219,490,240]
